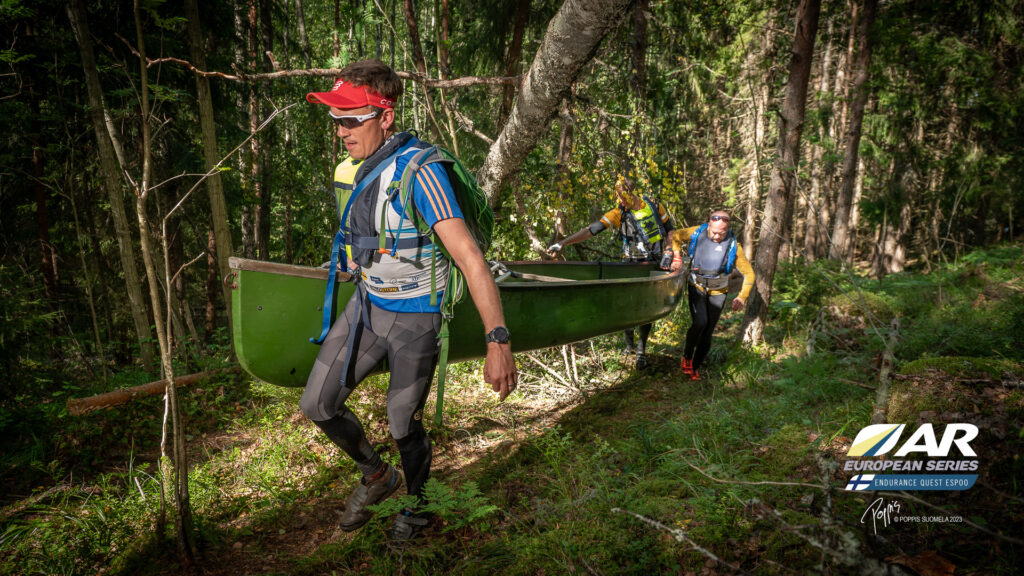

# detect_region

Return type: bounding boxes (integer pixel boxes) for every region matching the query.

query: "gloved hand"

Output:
[547,242,563,254]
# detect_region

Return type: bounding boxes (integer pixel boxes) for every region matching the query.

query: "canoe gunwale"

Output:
[227,257,682,289]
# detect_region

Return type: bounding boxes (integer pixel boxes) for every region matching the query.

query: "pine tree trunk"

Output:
[742,0,822,344]
[739,13,779,262]
[404,0,443,143]
[67,0,155,368]
[205,226,218,336]
[294,0,312,68]
[29,83,57,302]
[478,0,634,204]
[435,0,460,155]
[498,0,531,130]
[69,173,106,368]
[185,0,234,326]
[629,0,649,164]
[235,3,257,259]
[257,0,275,260]
[830,0,877,260]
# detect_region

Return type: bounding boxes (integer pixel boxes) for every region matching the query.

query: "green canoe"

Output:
[228,257,685,388]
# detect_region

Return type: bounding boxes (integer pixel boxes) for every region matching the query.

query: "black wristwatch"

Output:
[485,326,511,344]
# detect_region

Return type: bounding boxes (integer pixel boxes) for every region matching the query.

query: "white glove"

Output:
[548,242,563,253]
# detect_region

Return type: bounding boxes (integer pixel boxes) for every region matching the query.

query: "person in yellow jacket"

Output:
[548,177,675,370]
[669,211,754,380]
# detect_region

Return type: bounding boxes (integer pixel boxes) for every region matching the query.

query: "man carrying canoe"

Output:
[547,176,675,370]
[301,59,517,544]
[668,210,754,380]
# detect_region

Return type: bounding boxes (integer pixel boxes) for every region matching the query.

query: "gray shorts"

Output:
[300,292,441,439]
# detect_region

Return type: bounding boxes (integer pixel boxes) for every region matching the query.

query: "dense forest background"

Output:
[3,0,1021,370]
[1,0,1022,574]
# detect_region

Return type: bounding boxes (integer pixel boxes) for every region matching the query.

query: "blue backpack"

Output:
[687,222,738,274]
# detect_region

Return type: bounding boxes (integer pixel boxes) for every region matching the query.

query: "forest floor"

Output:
[2,246,1023,575]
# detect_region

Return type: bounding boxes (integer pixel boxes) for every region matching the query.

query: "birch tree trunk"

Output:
[478,0,633,204]
[829,0,877,261]
[67,0,155,367]
[185,0,234,326]
[742,0,822,344]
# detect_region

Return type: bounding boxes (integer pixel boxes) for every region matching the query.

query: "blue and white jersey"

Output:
[360,141,463,313]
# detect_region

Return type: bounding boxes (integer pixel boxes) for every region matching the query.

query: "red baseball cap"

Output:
[306,79,395,109]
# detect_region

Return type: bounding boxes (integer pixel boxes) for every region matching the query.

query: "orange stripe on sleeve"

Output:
[416,172,445,219]
[423,166,454,218]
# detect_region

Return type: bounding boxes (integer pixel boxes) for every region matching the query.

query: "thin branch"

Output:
[449,105,494,145]
[160,102,297,218]
[684,460,829,491]
[171,252,205,286]
[112,40,521,88]
[612,507,753,575]
[523,352,572,388]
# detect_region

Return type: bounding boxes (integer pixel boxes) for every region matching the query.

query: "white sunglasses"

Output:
[328,110,379,129]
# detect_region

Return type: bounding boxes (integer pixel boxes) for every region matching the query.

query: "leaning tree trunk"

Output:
[477,0,634,204]
[829,0,877,261]
[67,0,155,367]
[742,0,822,345]
[185,0,234,327]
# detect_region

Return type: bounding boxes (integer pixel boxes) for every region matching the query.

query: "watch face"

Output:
[488,326,510,343]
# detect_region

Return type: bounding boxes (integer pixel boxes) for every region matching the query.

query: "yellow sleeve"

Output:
[600,207,623,229]
[733,243,755,301]
[671,225,699,253]
[658,205,671,223]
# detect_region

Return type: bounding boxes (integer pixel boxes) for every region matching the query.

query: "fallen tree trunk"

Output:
[66,369,236,416]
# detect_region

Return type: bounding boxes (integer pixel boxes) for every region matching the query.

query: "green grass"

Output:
[2,244,1023,575]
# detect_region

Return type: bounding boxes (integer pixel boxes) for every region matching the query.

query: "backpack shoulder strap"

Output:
[725,233,738,274]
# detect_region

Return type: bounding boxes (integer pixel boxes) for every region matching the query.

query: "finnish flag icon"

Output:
[845,474,875,491]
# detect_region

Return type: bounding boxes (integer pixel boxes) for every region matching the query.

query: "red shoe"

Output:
[689,369,700,381]
[680,357,693,374]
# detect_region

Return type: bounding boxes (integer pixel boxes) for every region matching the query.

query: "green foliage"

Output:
[367,477,499,534]
[900,356,1023,381]
[0,265,58,385]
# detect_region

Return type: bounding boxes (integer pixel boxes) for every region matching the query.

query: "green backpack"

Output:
[381,146,494,425]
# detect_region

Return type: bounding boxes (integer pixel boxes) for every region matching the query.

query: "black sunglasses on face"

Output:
[329,110,379,129]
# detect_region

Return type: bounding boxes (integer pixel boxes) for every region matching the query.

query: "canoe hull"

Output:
[229,258,685,387]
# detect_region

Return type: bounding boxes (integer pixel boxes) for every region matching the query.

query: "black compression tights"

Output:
[683,284,727,372]
[396,421,431,499]
[313,410,383,477]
